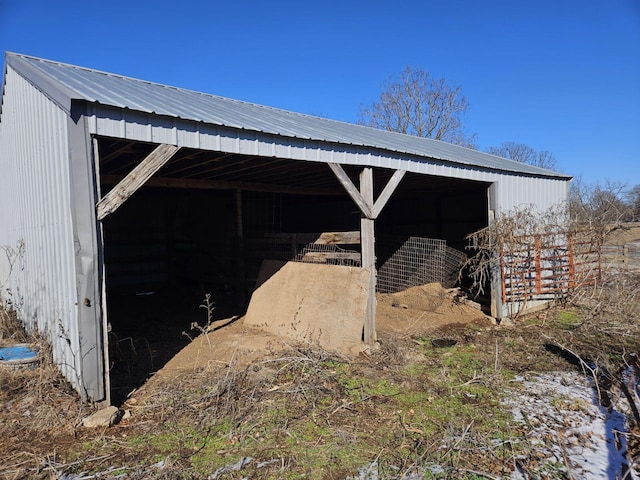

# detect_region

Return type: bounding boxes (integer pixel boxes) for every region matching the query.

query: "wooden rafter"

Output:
[100,174,344,196]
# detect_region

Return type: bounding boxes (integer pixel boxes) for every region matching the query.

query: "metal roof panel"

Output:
[4,52,570,179]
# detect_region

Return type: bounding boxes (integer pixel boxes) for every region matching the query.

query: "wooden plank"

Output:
[93,137,112,407]
[301,252,362,261]
[372,169,406,218]
[314,231,361,245]
[97,144,180,220]
[328,163,373,218]
[100,174,343,196]
[360,168,377,345]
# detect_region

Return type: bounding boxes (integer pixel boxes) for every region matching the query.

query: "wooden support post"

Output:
[360,168,376,345]
[96,144,180,220]
[93,137,111,407]
[487,184,503,319]
[235,189,246,306]
[327,164,405,347]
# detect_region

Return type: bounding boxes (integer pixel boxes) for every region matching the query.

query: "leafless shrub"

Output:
[464,205,570,297]
[571,271,640,334]
[0,317,87,478]
[570,178,633,230]
[375,333,407,367]
[542,269,640,462]
[465,179,635,312]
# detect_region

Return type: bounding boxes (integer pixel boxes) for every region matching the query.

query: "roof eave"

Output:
[6,52,78,114]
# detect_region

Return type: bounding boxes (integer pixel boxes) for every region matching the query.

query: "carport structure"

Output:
[0,53,571,403]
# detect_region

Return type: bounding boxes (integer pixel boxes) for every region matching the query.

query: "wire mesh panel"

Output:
[443,247,469,288]
[250,233,466,293]
[377,237,465,293]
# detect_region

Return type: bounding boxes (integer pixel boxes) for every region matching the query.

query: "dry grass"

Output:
[1,275,639,479]
[0,305,28,346]
[0,305,92,480]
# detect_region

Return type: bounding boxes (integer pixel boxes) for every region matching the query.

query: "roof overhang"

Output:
[3,52,572,182]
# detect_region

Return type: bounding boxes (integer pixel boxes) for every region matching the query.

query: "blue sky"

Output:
[1,0,639,186]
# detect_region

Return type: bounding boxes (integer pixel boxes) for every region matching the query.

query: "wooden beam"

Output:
[100,174,343,196]
[300,251,362,262]
[314,231,361,245]
[372,169,406,218]
[97,144,180,220]
[93,137,112,407]
[360,168,377,345]
[328,163,373,218]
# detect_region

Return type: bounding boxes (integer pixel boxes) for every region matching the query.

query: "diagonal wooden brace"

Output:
[96,144,180,220]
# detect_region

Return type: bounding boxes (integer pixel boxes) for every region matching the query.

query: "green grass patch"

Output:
[554,309,583,330]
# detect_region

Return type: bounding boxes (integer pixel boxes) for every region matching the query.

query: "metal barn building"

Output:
[0,53,571,403]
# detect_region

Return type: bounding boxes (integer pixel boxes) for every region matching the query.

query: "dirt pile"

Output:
[376,283,489,335]
[245,262,369,356]
[137,281,490,398]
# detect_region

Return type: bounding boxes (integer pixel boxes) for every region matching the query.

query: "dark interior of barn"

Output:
[97,138,490,404]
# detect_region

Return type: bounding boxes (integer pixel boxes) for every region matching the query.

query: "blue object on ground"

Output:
[0,344,39,362]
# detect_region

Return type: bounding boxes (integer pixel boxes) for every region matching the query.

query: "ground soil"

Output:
[130,282,489,404]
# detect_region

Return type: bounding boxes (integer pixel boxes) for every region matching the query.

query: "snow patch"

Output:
[505,371,638,479]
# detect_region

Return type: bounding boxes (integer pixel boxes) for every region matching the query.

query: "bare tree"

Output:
[626,184,640,221]
[486,142,558,170]
[569,177,632,234]
[358,67,477,148]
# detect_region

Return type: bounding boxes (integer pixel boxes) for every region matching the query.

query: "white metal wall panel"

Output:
[0,66,82,393]
[493,175,568,214]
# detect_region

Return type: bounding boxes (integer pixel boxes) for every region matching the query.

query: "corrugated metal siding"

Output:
[0,66,81,392]
[493,175,568,214]
[8,53,569,180]
[86,104,569,211]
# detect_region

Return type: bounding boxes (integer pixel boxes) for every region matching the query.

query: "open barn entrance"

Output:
[96,138,490,404]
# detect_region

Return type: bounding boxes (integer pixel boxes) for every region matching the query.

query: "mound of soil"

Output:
[131,282,491,402]
[376,283,489,335]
